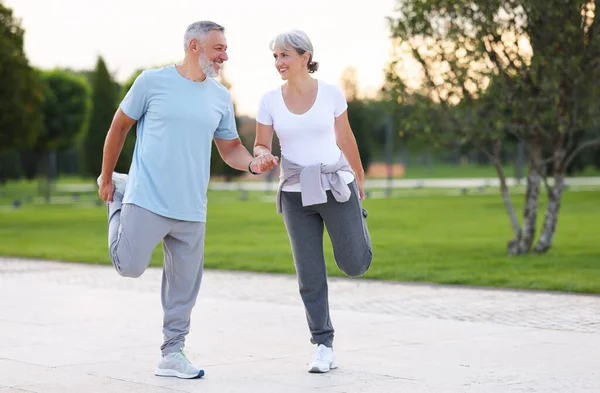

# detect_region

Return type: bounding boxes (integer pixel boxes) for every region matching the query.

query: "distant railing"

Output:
[208,177,600,192]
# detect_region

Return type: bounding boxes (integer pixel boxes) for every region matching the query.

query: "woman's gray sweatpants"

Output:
[281,181,373,348]
[106,201,205,356]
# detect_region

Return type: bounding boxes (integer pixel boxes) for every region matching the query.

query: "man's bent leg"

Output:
[160,221,206,355]
[109,204,172,278]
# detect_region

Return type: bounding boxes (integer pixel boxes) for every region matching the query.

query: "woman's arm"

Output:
[253,122,279,168]
[334,110,366,199]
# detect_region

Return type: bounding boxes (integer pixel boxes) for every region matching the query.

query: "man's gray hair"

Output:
[183,21,225,52]
[270,29,319,73]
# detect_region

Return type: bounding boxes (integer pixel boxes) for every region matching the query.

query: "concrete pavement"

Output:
[1,257,599,392]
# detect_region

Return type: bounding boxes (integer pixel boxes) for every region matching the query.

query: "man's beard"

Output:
[199,53,219,78]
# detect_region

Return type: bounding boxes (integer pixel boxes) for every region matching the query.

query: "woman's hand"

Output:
[250,153,279,173]
[356,175,365,200]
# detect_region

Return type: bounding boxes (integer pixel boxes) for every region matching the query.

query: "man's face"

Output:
[196,30,228,77]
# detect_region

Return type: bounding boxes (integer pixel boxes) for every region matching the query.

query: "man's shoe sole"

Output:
[155,368,205,379]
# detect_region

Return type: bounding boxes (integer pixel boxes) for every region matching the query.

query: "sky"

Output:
[7,0,400,117]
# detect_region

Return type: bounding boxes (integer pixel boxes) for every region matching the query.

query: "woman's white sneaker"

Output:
[308,344,337,373]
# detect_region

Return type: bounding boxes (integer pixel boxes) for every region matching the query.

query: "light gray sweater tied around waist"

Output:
[276,153,354,214]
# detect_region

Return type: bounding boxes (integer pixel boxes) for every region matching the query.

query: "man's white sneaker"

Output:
[155,349,204,379]
[96,172,128,202]
[308,344,337,373]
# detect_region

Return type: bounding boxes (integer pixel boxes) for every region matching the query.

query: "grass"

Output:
[0,176,98,206]
[399,163,600,179]
[1,187,599,294]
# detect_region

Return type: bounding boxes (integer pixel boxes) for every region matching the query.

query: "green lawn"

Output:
[1,189,599,293]
[400,163,600,179]
[0,176,98,206]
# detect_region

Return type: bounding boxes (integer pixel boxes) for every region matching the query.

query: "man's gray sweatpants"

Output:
[281,181,373,348]
[106,201,205,355]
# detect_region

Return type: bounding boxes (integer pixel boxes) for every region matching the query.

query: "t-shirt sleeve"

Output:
[332,85,348,118]
[214,96,239,140]
[256,92,273,125]
[120,72,148,120]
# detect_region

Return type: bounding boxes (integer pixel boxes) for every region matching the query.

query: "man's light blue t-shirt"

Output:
[120,65,238,222]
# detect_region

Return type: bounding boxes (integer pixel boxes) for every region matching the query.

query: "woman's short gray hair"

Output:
[184,21,225,52]
[270,30,319,73]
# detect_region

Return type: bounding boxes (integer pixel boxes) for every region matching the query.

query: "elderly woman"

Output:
[253,29,373,373]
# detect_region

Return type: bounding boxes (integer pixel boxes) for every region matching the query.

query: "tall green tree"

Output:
[35,69,90,200]
[38,70,90,150]
[0,149,22,184]
[211,68,245,181]
[0,2,43,152]
[83,56,119,176]
[114,69,144,173]
[340,67,374,171]
[387,0,600,255]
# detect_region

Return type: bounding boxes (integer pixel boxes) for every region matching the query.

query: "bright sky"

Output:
[7,0,399,117]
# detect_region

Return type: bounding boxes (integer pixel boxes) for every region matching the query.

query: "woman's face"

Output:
[273,46,308,80]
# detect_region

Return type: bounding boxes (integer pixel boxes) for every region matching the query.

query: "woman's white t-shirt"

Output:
[256,79,355,192]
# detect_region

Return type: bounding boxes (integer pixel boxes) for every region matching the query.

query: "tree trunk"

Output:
[490,153,521,256]
[534,175,564,253]
[534,143,567,254]
[482,142,522,256]
[516,146,543,254]
[36,150,54,204]
[499,168,520,238]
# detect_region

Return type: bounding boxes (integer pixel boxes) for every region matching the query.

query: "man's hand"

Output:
[250,153,279,174]
[98,178,115,203]
[98,108,136,203]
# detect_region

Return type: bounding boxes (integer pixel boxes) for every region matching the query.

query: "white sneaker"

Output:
[97,172,128,202]
[308,344,337,373]
[155,349,204,379]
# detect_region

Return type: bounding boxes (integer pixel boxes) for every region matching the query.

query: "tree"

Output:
[340,67,359,102]
[35,69,90,201]
[38,70,90,150]
[83,56,119,176]
[115,69,144,173]
[210,68,245,180]
[0,2,43,152]
[387,0,600,255]
[339,67,374,171]
[0,150,22,184]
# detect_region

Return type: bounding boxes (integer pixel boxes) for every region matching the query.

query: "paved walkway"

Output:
[1,257,599,392]
[207,176,600,191]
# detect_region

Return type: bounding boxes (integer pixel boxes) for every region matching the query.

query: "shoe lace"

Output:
[315,345,329,362]
[173,349,191,364]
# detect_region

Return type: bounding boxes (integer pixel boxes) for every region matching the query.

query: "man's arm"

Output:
[98,108,136,202]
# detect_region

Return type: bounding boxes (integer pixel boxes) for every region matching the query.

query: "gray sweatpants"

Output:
[106,200,205,355]
[281,181,373,348]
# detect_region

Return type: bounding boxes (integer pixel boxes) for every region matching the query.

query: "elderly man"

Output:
[97,21,277,379]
